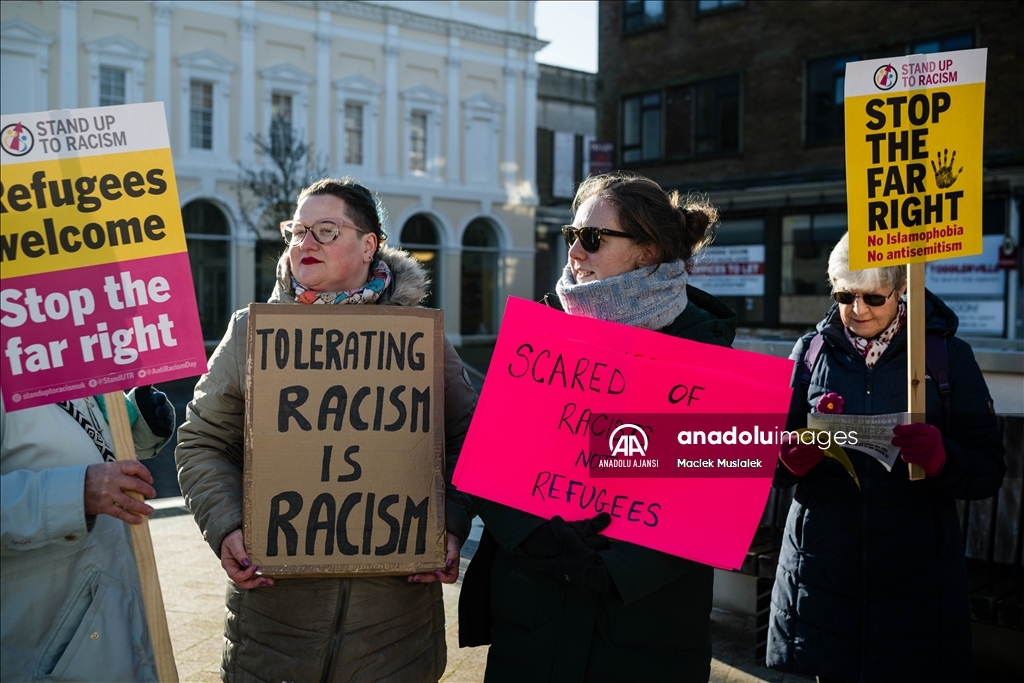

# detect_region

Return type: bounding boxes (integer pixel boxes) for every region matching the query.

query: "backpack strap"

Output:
[799,333,826,388]
[925,334,952,436]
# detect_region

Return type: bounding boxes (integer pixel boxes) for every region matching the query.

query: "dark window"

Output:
[694,76,740,155]
[401,215,440,309]
[805,54,860,145]
[183,200,231,341]
[780,213,847,325]
[460,220,500,336]
[189,80,213,150]
[665,85,693,159]
[911,31,974,54]
[270,92,293,157]
[623,0,665,35]
[696,0,744,15]
[99,67,126,106]
[622,92,661,163]
[409,111,428,173]
[344,103,363,165]
[782,214,846,297]
[254,240,282,304]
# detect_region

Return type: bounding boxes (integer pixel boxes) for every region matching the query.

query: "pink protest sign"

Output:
[453,297,795,570]
[1,103,206,410]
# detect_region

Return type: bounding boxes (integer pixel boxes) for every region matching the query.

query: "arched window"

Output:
[254,239,285,304]
[460,219,500,336]
[400,214,441,309]
[182,200,231,341]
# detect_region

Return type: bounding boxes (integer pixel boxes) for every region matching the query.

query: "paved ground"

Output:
[150,499,811,683]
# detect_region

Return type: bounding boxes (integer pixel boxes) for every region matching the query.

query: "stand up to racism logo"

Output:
[1,122,34,156]
[873,63,898,91]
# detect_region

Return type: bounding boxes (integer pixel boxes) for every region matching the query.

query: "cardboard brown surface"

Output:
[243,304,446,576]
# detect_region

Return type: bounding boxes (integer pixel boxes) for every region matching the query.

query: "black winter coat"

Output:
[766,291,1005,683]
[470,286,736,683]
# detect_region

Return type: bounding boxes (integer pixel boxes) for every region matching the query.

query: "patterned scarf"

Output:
[56,398,116,462]
[285,258,392,305]
[555,259,689,330]
[844,299,907,367]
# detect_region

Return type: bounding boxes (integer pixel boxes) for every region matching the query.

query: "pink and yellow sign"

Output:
[453,298,795,570]
[1,103,206,410]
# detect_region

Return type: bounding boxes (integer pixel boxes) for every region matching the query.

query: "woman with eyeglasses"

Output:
[176,178,478,682]
[461,172,734,682]
[766,232,1005,682]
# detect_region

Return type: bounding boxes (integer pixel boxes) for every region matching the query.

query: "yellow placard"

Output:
[844,49,986,270]
[0,148,186,278]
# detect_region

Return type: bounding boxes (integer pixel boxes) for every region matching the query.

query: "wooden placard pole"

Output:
[905,264,926,481]
[103,391,180,683]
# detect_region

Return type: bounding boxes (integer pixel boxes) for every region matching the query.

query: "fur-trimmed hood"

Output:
[270,245,431,306]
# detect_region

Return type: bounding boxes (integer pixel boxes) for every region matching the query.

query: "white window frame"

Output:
[461,93,503,187]
[0,20,53,115]
[84,36,148,108]
[333,74,381,178]
[188,80,215,150]
[176,50,234,163]
[259,63,312,152]
[401,85,445,181]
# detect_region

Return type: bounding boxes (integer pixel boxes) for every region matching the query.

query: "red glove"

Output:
[779,434,824,477]
[892,422,946,477]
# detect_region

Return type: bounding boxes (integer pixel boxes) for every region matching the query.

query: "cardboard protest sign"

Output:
[453,298,795,571]
[1,103,206,410]
[844,49,986,270]
[243,304,446,576]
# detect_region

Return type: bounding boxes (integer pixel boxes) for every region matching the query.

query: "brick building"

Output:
[597,0,1023,336]
[534,63,598,297]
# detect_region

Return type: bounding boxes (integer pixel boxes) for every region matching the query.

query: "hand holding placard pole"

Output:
[103,391,180,682]
[905,264,927,481]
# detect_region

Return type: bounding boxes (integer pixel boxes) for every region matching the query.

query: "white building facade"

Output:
[1,0,543,345]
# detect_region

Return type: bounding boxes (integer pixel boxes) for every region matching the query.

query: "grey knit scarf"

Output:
[555,259,689,330]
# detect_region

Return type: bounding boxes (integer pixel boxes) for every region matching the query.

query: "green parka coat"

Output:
[176,247,477,683]
[475,285,736,683]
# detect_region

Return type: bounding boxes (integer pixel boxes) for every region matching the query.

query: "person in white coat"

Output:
[1,387,173,682]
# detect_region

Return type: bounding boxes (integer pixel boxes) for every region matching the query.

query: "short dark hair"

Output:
[297,177,388,252]
[572,172,718,265]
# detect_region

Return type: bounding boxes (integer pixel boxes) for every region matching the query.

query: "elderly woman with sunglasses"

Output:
[462,172,734,682]
[766,233,1005,683]
[176,178,477,683]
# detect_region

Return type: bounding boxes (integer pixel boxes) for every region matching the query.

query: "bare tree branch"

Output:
[236,116,330,233]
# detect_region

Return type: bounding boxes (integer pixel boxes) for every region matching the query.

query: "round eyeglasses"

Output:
[280,219,368,246]
[561,225,633,253]
[833,290,896,307]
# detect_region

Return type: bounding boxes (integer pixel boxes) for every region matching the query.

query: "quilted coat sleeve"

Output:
[175,310,248,557]
[923,338,1005,499]
[441,337,478,545]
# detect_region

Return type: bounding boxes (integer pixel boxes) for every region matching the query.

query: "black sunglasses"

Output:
[561,225,633,253]
[833,290,896,307]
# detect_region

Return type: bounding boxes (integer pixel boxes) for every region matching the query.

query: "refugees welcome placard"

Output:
[0,103,206,410]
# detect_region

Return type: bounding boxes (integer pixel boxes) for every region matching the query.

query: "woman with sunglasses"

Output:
[176,178,478,682]
[766,232,1005,682]
[464,172,735,682]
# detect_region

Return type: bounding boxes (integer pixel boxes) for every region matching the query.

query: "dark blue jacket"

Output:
[766,291,1005,683]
